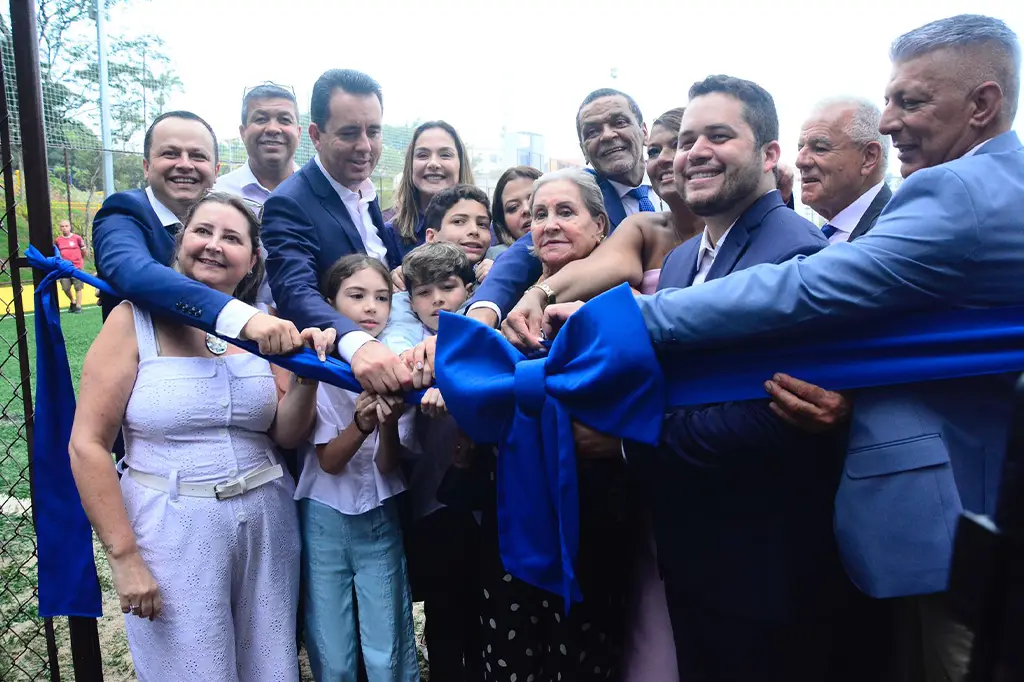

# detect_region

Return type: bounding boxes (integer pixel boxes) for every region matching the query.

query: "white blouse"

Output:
[292,383,412,516]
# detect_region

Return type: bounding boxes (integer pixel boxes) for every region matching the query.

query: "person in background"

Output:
[383,120,476,287]
[54,218,88,313]
[295,254,419,682]
[379,185,499,353]
[69,192,332,681]
[488,166,543,259]
[466,88,657,327]
[215,81,302,313]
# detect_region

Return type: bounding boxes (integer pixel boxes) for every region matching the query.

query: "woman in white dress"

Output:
[70,191,334,682]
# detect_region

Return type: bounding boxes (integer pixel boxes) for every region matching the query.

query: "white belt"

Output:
[127,463,284,500]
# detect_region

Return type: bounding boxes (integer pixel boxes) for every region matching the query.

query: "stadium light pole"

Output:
[95,0,114,195]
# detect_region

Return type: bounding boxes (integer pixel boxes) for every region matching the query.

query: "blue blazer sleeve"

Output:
[466,232,543,318]
[661,399,809,467]
[261,193,361,338]
[637,165,988,348]
[659,243,830,466]
[92,191,231,331]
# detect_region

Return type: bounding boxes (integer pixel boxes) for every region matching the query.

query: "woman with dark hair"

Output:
[488,165,543,257]
[382,120,475,270]
[69,191,332,681]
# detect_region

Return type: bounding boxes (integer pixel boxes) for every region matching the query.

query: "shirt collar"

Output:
[961,138,993,159]
[314,154,377,204]
[696,219,737,265]
[608,178,645,199]
[827,182,886,233]
[239,159,301,192]
[145,186,182,227]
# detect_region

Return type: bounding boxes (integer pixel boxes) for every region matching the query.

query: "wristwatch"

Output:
[529,282,557,307]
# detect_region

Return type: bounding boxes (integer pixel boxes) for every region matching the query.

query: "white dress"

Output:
[119,303,300,682]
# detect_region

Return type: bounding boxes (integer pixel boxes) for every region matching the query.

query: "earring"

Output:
[247,269,254,276]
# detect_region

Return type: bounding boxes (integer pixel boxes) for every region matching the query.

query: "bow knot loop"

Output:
[437,284,666,607]
[513,358,547,416]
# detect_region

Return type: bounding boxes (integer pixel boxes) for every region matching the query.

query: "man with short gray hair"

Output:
[796,97,892,243]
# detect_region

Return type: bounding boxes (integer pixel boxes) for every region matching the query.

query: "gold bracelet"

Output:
[294,375,317,386]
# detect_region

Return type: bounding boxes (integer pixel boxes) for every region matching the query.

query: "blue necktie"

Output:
[627,185,657,213]
[821,223,838,239]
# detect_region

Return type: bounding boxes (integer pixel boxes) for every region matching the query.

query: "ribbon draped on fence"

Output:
[25,247,1024,616]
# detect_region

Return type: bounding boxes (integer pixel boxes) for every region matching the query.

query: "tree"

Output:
[0,0,181,151]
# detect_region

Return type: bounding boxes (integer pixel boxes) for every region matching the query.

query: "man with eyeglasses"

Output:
[216,82,302,312]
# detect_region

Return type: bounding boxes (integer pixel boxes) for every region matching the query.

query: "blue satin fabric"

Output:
[30,250,103,617]
[436,282,1024,608]
[435,285,666,606]
[25,247,422,617]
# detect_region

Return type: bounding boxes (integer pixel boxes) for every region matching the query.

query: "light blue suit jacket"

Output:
[635,130,1024,598]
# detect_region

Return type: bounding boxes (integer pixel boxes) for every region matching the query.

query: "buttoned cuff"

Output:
[467,301,502,327]
[338,330,377,363]
[215,299,260,338]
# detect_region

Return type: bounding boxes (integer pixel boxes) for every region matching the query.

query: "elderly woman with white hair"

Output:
[475,168,634,682]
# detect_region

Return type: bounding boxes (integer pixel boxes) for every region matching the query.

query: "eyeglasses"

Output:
[242,81,296,99]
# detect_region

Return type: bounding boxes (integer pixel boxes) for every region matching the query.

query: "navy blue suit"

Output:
[381,213,426,268]
[262,159,391,338]
[93,189,231,326]
[467,172,642,318]
[631,190,844,681]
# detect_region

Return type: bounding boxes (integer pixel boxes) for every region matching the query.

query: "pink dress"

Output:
[622,268,680,682]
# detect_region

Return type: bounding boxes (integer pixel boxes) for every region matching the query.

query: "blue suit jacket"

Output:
[93,189,232,327]
[636,131,1024,598]
[262,159,390,337]
[381,214,426,268]
[637,190,841,621]
[467,172,638,318]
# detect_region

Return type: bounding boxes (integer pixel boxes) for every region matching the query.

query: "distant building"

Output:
[548,157,584,171]
[504,131,546,170]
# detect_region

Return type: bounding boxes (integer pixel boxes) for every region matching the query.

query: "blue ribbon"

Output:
[24,246,422,617]
[436,285,665,607]
[435,282,1024,608]
[30,250,103,617]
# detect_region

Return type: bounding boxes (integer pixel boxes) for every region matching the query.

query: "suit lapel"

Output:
[303,159,366,254]
[584,169,627,229]
[704,190,784,281]
[848,184,892,242]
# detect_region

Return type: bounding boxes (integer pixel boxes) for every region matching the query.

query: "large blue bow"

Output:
[24,246,421,617]
[436,282,1024,609]
[436,284,665,605]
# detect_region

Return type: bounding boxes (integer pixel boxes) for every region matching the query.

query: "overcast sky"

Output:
[113,0,1023,175]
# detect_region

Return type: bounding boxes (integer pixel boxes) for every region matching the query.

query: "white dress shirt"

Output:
[311,155,389,360]
[823,182,886,245]
[144,186,260,338]
[214,161,299,312]
[313,154,388,263]
[608,178,660,214]
[692,222,736,287]
[214,159,299,204]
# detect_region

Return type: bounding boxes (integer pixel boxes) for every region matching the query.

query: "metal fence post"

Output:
[9,0,104,679]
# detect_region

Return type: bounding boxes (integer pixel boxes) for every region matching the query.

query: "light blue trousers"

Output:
[300,498,419,682]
